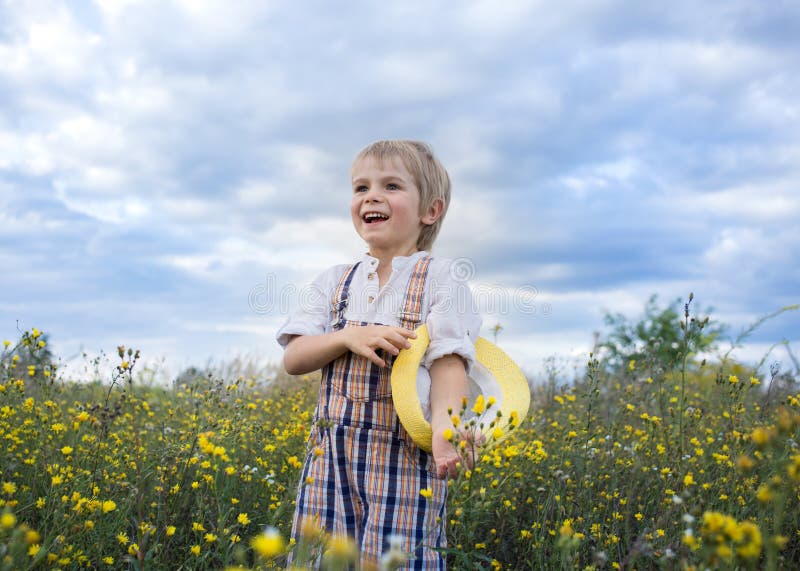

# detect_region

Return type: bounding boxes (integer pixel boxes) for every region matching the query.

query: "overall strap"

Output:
[331,262,361,330]
[398,256,432,330]
[319,262,361,426]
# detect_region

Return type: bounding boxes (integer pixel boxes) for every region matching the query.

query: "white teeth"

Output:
[363,212,389,221]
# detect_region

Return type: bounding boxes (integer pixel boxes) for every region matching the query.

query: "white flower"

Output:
[380,534,409,571]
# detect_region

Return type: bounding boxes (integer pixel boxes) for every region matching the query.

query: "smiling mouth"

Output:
[362,212,390,224]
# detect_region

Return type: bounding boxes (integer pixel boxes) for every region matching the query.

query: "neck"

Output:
[367,245,420,269]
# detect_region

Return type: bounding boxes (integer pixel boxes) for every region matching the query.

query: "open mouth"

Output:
[362,212,390,224]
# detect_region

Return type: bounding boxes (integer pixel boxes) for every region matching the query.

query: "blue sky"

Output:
[1,0,798,378]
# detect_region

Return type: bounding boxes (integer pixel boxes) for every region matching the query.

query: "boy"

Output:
[276,140,480,568]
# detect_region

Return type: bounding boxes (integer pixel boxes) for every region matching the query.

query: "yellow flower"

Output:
[166,525,176,537]
[736,522,762,560]
[25,529,40,544]
[2,482,17,495]
[751,427,772,447]
[60,446,74,456]
[101,500,116,513]
[29,544,41,557]
[728,374,739,384]
[324,534,358,562]
[204,533,217,543]
[770,534,788,550]
[559,519,573,536]
[251,527,286,558]
[237,513,250,526]
[472,395,486,415]
[190,545,201,556]
[442,428,454,441]
[1,511,16,529]
[103,557,114,565]
[117,532,129,545]
[737,455,755,472]
[419,487,433,499]
[628,359,636,371]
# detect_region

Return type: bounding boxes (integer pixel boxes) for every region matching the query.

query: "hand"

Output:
[432,430,461,480]
[341,325,416,368]
[431,428,483,480]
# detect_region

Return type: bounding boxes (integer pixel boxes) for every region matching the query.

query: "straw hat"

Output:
[391,324,530,453]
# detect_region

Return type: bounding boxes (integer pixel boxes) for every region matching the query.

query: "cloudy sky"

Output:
[1,0,798,379]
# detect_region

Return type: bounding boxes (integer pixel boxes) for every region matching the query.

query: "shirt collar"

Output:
[360,250,429,270]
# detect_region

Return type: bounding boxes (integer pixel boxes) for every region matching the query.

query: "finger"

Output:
[363,349,386,368]
[377,338,401,356]
[394,327,417,340]
[448,460,459,479]
[387,331,413,350]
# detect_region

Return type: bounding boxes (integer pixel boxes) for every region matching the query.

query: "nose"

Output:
[363,187,382,202]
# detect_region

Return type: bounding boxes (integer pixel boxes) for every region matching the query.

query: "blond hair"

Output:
[352,140,451,252]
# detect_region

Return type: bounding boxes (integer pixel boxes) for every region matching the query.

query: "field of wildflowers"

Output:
[1,296,799,570]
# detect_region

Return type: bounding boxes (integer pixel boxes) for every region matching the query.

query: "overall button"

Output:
[368,273,376,280]
[368,295,375,304]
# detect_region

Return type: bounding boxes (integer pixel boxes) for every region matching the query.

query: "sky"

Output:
[1,0,798,381]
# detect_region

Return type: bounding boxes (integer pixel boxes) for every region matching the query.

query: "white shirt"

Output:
[276,250,482,418]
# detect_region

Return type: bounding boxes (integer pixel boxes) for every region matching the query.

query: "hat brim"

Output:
[391,324,530,453]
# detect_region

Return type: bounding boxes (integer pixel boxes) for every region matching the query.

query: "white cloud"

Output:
[0,4,102,83]
[54,183,150,224]
[235,180,277,208]
[1,0,798,374]
[692,182,799,222]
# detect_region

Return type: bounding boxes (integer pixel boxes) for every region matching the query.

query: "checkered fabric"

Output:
[290,256,447,569]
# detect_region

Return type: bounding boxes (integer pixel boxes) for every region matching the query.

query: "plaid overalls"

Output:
[291,256,447,569]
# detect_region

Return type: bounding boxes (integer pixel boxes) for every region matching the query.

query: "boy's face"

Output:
[351,155,432,258]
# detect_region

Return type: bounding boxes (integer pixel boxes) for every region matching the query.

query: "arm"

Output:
[283,331,350,376]
[283,326,417,376]
[429,354,469,479]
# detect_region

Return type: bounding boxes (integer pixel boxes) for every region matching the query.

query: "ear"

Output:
[421,198,444,225]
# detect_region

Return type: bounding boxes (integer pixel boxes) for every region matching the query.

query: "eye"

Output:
[354,185,368,193]
[386,183,399,190]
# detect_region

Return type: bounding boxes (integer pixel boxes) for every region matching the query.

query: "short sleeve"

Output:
[421,259,482,373]
[275,266,343,349]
